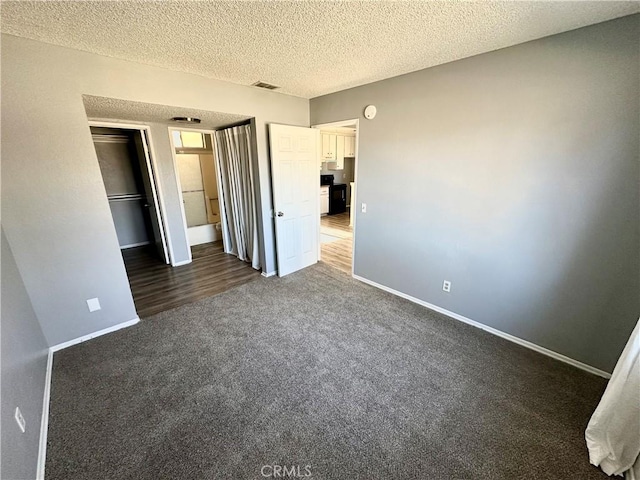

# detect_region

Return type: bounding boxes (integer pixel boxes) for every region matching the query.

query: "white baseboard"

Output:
[172,259,192,267]
[50,317,140,352]
[38,317,140,478]
[36,349,54,480]
[261,270,277,277]
[353,275,612,379]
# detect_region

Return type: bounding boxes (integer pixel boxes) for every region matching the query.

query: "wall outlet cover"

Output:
[87,297,101,312]
[443,281,451,293]
[14,407,25,433]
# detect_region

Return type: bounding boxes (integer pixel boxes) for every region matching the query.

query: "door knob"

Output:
[277,211,284,217]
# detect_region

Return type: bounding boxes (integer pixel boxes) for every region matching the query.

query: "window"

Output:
[172,130,205,149]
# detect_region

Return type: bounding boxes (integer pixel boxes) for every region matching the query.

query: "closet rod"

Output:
[107,193,144,202]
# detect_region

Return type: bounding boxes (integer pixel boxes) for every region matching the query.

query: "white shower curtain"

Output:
[214,124,260,270]
[586,318,640,478]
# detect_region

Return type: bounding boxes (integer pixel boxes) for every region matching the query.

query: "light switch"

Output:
[361,203,367,213]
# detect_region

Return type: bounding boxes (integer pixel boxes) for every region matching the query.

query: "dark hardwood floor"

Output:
[320,212,353,274]
[122,242,260,318]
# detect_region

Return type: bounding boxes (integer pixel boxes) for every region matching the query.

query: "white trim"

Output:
[120,241,150,249]
[88,120,147,129]
[50,317,140,352]
[353,274,612,379]
[172,259,192,267]
[37,317,140,478]
[261,270,276,277]
[36,349,53,480]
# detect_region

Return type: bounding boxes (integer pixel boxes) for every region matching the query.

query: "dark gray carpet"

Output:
[46,263,609,479]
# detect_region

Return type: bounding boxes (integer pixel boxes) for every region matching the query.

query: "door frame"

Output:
[311,118,359,277]
[88,120,172,265]
[167,126,231,261]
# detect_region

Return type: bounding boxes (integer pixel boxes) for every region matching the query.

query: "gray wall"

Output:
[1,229,49,480]
[310,15,639,373]
[146,122,191,264]
[108,201,150,247]
[1,34,309,346]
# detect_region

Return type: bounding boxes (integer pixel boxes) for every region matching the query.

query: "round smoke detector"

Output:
[364,105,377,120]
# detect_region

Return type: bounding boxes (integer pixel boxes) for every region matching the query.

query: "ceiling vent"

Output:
[252,81,280,90]
[171,117,201,124]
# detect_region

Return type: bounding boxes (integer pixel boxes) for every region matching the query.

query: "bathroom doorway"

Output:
[171,129,225,249]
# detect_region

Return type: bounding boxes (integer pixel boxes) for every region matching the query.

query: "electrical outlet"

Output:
[361,203,367,213]
[443,280,451,293]
[14,407,25,433]
[87,297,101,312]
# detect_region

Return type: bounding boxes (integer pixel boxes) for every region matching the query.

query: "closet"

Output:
[91,127,165,260]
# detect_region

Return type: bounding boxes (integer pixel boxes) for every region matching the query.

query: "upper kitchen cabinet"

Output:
[325,135,345,170]
[321,132,336,161]
[335,135,345,169]
[344,135,356,157]
[320,127,355,170]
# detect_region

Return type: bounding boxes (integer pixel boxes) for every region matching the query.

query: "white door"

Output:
[133,130,170,264]
[269,124,319,277]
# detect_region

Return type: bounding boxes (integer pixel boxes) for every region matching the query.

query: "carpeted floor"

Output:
[46,263,609,479]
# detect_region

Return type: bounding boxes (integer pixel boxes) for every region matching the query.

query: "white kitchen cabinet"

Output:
[326,135,345,170]
[321,133,336,161]
[335,135,345,169]
[321,130,355,169]
[345,135,356,157]
[320,186,329,215]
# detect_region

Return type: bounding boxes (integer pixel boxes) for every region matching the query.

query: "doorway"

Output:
[313,120,359,275]
[170,129,225,249]
[90,124,169,264]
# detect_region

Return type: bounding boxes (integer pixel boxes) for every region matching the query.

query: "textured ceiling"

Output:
[2,1,638,98]
[83,95,250,129]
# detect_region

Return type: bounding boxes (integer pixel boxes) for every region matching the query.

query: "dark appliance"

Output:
[329,183,347,215]
[320,174,334,186]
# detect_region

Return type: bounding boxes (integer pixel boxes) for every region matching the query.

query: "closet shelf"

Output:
[108,193,144,202]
